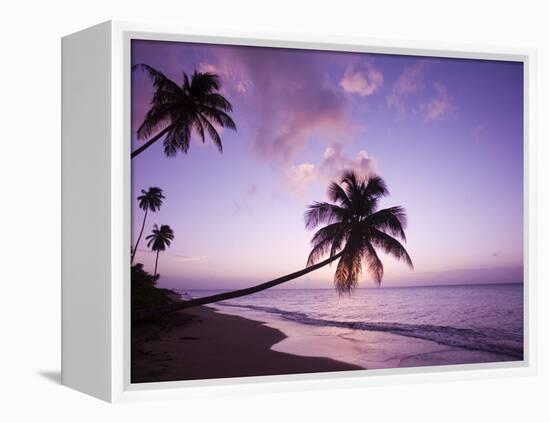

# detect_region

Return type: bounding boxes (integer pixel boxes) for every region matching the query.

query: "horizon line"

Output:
[169,281,524,292]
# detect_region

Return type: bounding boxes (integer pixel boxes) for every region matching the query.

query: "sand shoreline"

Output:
[131,306,362,384]
[213,303,520,370]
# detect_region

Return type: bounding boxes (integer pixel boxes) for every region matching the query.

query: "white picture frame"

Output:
[61,20,537,403]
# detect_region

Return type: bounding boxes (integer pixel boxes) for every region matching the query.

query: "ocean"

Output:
[183,283,524,369]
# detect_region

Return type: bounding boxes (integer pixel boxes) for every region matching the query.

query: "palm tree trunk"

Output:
[131,209,148,263]
[153,250,160,281]
[131,125,174,158]
[132,252,343,322]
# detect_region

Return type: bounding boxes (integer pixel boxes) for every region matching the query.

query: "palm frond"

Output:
[362,241,384,285]
[304,202,348,230]
[136,103,175,140]
[364,175,388,199]
[200,106,237,131]
[327,181,352,208]
[307,223,347,266]
[334,244,363,294]
[189,71,221,94]
[199,115,223,152]
[366,206,408,241]
[369,228,413,269]
[133,64,182,96]
[194,116,206,143]
[202,92,234,112]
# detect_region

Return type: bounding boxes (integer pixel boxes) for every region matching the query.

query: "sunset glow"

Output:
[131,40,523,291]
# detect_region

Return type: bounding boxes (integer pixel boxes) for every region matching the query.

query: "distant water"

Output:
[183,284,524,362]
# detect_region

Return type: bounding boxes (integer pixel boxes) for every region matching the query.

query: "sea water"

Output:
[183,284,524,368]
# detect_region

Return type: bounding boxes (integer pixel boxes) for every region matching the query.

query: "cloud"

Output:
[287,163,317,193]
[198,62,217,74]
[386,60,451,121]
[173,255,208,263]
[225,48,351,161]
[287,144,375,192]
[135,249,208,263]
[386,60,431,116]
[339,63,383,97]
[422,82,450,121]
[199,61,253,95]
[319,144,375,179]
[136,248,150,254]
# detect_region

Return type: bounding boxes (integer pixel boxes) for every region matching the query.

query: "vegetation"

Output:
[146,224,175,280]
[132,187,165,263]
[131,263,179,311]
[132,64,237,158]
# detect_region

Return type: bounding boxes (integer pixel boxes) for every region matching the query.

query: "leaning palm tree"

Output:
[131,187,165,263]
[145,224,175,281]
[133,171,413,321]
[131,64,237,158]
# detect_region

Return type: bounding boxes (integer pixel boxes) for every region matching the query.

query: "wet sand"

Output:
[131,306,363,384]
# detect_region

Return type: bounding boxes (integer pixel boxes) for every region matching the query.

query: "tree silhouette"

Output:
[132,187,165,263]
[145,224,175,281]
[132,64,236,158]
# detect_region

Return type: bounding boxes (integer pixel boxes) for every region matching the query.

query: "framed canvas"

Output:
[61,21,537,402]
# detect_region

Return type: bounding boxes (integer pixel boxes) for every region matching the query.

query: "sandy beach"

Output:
[131,306,362,383]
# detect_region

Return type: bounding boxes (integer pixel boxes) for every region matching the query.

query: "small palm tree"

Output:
[146,224,175,281]
[132,64,237,158]
[133,171,413,320]
[131,187,165,263]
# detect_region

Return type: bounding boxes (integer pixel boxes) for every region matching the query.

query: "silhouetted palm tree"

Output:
[132,187,165,263]
[133,171,413,320]
[131,64,236,158]
[146,224,175,281]
[304,171,413,293]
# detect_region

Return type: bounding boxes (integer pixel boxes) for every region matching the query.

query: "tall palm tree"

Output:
[146,224,175,281]
[133,171,413,321]
[131,187,165,263]
[131,64,237,158]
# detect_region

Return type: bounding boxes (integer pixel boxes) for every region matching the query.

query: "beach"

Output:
[132,286,520,384]
[131,306,362,383]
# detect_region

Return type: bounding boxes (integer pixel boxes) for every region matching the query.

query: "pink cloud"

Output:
[174,255,208,263]
[287,163,317,193]
[198,61,253,95]
[287,144,375,192]
[319,144,375,180]
[198,62,217,73]
[339,63,384,97]
[422,82,450,121]
[386,59,451,121]
[387,60,431,116]
[227,48,351,161]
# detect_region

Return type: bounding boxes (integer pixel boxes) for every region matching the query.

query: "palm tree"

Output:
[132,171,413,321]
[131,64,237,158]
[131,187,165,263]
[145,224,175,281]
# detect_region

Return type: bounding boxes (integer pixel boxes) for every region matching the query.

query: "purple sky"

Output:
[131,39,523,290]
